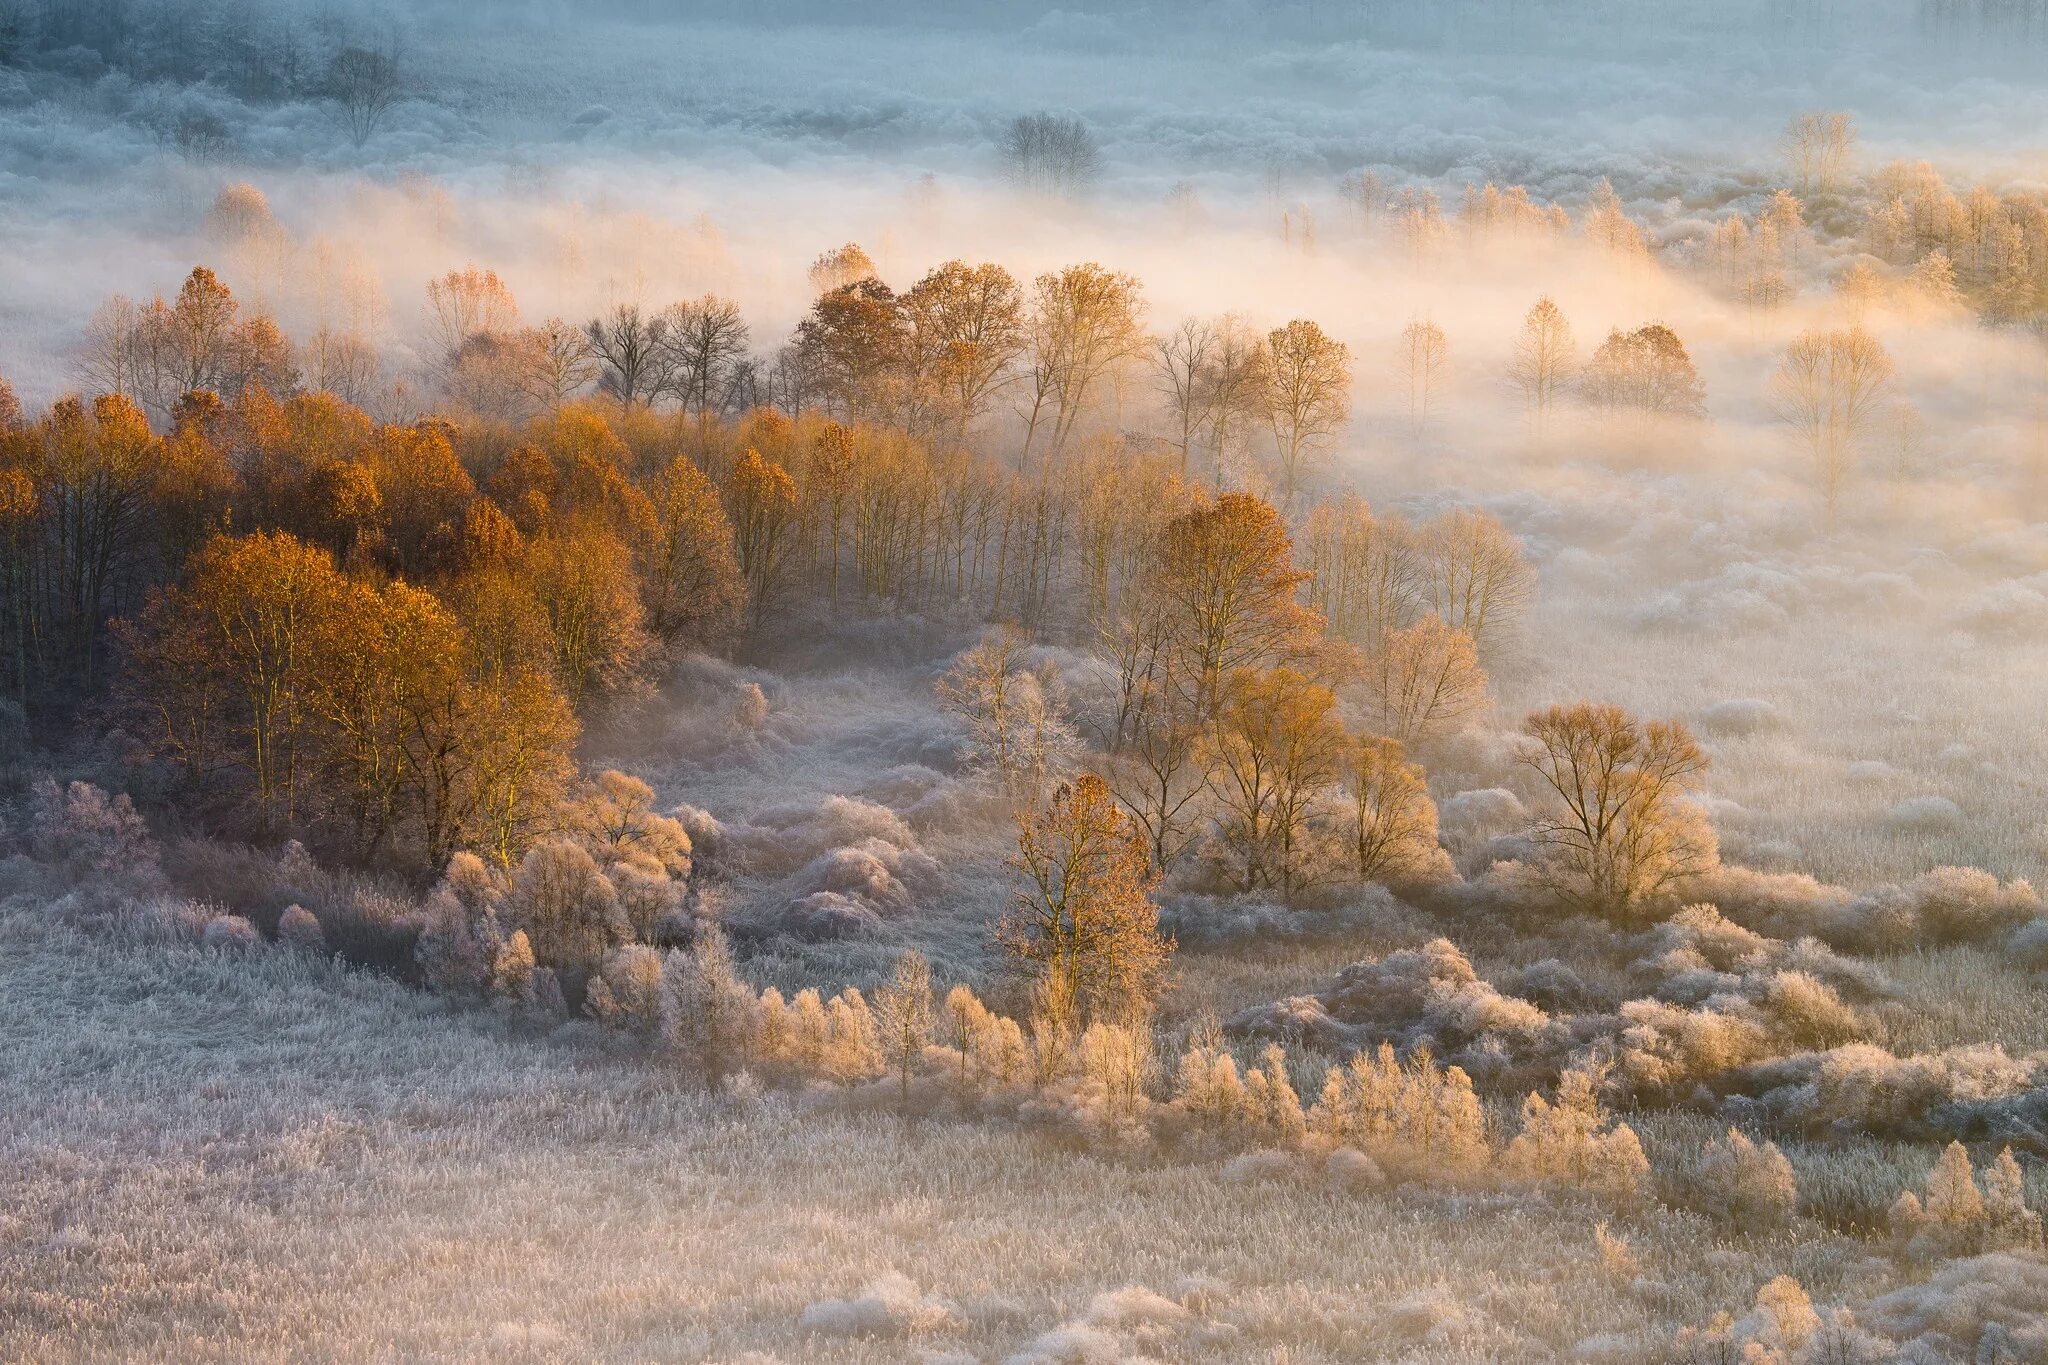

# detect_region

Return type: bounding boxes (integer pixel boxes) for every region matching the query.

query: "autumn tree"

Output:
[808,243,879,296]
[1360,613,1487,745]
[1000,774,1170,1034]
[423,266,519,381]
[1506,296,1576,437]
[1020,264,1145,461]
[1204,667,1346,896]
[793,278,906,420]
[1769,325,1896,525]
[727,446,799,626]
[1142,493,1320,719]
[1263,319,1352,503]
[1342,736,1445,886]
[1581,324,1706,422]
[902,260,1026,442]
[1300,496,1419,652]
[523,524,651,712]
[1519,702,1713,923]
[637,453,745,653]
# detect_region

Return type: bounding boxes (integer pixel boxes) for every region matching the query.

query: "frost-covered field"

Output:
[11,900,2036,1364]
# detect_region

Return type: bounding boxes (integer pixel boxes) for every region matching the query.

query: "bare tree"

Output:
[1505,296,1576,438]
[1000,113,1102,198]
[583,304,668,408]
[522,318,597,410]
[1398,319,1449,438]
[1204,314,1269,486]
[1414,508,1534,653]
[1769,325,1895,525]
[327,46,400,149]
[659,295,750,438]
[1362,613,1487,745]
[1784,112,1856,195]
[423,266,519,380]
[1262,319,1352,504]
[1151,318,1216,482]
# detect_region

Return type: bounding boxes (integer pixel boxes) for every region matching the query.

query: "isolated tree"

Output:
[1784,112,1855,195]
[807,242,878,296]
[1506,296,1576,436]
[936,626,1081,801]
[1152,318,1216,481]
[1342,735,1443,885]
[1000,113,1102,198]
[1000,773,1170,1030]
[1415,508,1534,652]
[1020,264,1145,460]
[1519,702,1713,923]
[873,949,935,1104]
[1203,314,1270,482]
[1361,613,1487,745]
[1205,666,1345,896]
[423,267,519,379]
[327,46,400,148]
[1398,319,1449,437]
[1581,324,1706,422]
[583,305,668,408]
[1263,319,1352,503]
[902,260,1026,441]
[1769,325,1896,525]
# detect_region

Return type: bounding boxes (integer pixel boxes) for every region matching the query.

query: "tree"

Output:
[1144,493,1320,719]
[792,278,905,420]
[873,949,935,1104]
[1000,113,1102,198]
[523,524,650,712]
[807,243,878,296]
[1506,296,1576,437]
[1580,324,1706,423]
[637,453,745,653]
[1784,112,1855,195]
[1342,736,1444,886]
[1398,319,1448,437]
[727,446,799,626]
[1020,264,1145,461]
[1151,318,1216,481]
[1203,315,1269,484]
[1204,667,1346,896]
[660,925,759,1082]
[1361,613,1487,745]
[1519,702,1713,923]
[522,318,597,410]
[936,627,1081,802]
[423,267,519,380]
[1769,326,1895,526]
[903,261,1025,442]
[584,305,668,408]
[660,295,750,438]
[327,46,400,148]
[1414,508,1533,653]
[1001,774,1170,1033]
[117,530,348,830]
[1262,319,1352,503]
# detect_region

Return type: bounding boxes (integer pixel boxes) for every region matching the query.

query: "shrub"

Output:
[277,904,324,949]
[201,914,260,952]
[1691,1128,1798,1230]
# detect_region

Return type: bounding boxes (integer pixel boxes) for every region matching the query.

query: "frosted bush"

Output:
[202,914,260,952]
[799,1271,954,1338]
[1690,1128,1798,1229]
[26,779,162,895]
[277,904,324,949]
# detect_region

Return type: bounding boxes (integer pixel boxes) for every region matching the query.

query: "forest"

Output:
[3,1,2048,1361]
